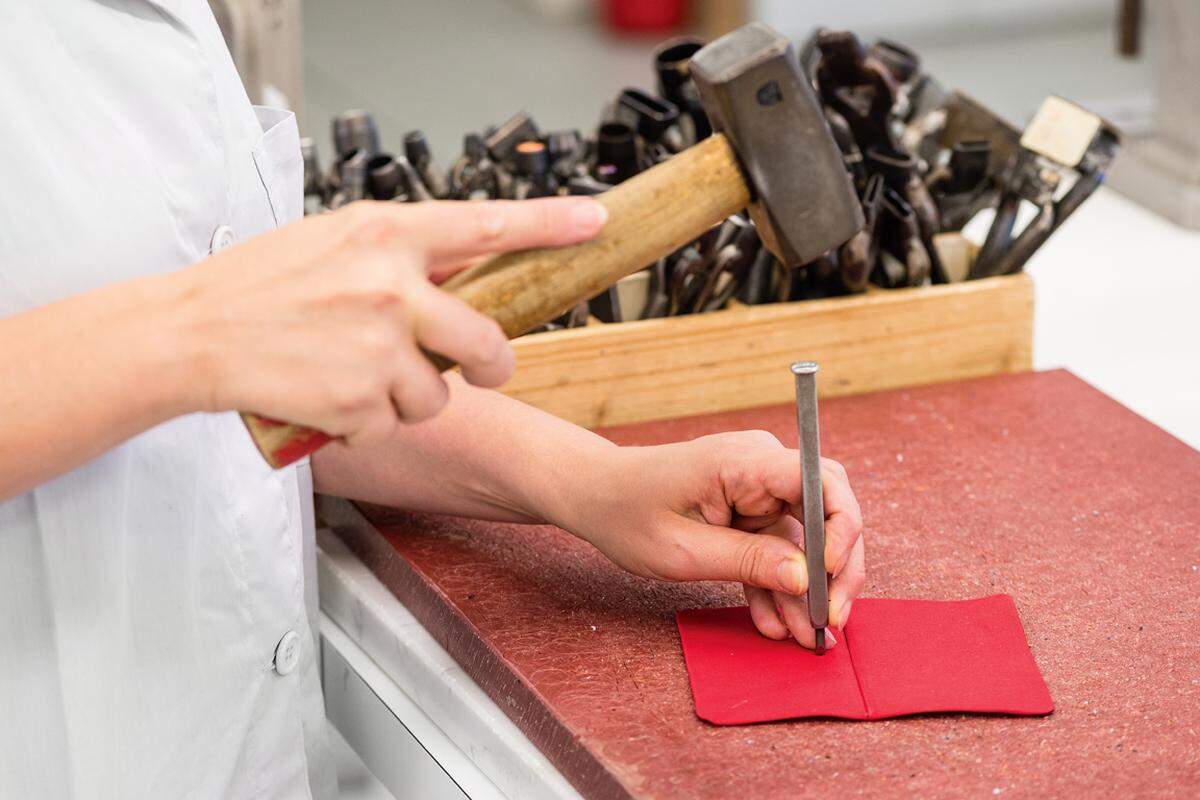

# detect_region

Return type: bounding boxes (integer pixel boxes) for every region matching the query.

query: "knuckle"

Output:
[734,539,768,585]
[358,321,400,361]
[351,261,409,312]
[647,528,695,582]
[472,203,507,247]
[343,201,398,244]
[823,457,849,480]
[403,381,450,423]
[710,432,748,460]
[370,289,406,314]
[329,375,384,415]
[742,429,782,448]
[708,430,779,482]
[718,429,779,457]
[848,505,865,532]
[466,319,506,365]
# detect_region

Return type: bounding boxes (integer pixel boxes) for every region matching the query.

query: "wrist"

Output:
[130,267,221,419]
[529,433,626,536]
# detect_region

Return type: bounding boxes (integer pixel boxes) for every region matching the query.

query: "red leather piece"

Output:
[845,595,1053,719]
[677,596,1053,724]
[676,606,866,722]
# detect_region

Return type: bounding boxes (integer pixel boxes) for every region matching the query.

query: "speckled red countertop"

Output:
[337,370,1200,799]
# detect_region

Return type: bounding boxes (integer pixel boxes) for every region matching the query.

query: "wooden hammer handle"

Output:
[245,133,749,468]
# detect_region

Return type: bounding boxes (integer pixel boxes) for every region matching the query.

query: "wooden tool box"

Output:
[500,273,1033,428]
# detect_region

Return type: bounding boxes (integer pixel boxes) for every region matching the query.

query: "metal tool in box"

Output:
[300,28,1119,329]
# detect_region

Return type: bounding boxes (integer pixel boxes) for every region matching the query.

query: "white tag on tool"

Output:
[1020,96,1102,168]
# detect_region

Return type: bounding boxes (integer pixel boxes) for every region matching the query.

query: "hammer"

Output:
[244,23,864,468]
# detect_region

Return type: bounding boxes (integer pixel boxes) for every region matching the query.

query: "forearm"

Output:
[0,272,202,499]
[312,373,617,525]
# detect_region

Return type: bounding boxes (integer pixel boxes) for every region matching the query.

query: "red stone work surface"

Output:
[335,370,1200,799]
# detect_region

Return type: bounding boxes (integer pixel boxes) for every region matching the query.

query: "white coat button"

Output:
[209,225,236,253]
[273,630,302,676]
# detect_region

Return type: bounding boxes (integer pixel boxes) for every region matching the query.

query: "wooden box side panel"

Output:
[501,274,1034,428]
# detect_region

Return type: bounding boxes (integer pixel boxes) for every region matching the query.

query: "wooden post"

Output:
[1108,0,1200,228]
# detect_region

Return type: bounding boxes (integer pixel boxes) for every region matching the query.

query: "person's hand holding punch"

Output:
[547,430,866,649]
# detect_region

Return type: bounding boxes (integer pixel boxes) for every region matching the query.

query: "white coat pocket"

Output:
[251,105,304,228]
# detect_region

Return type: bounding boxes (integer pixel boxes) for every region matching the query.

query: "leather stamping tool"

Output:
[791,360,830,654]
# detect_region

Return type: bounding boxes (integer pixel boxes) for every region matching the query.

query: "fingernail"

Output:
[570,200,608,233]
[839,599,853,627]
[824,629,837,647]
[777,557,807,595]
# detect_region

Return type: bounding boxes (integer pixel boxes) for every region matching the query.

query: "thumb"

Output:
[670,520,810,595]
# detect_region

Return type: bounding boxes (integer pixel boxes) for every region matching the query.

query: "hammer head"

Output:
[691,23,863,266]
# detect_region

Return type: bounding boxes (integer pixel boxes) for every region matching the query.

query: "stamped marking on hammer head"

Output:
[691,23,864,267]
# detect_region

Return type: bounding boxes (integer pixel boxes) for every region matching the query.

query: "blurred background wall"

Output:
[292,0,1154,160]
[758,0,1107,41]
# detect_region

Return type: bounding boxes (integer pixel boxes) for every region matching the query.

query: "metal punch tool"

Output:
[792,361,830,654]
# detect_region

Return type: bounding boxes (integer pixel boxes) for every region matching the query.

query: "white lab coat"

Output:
[0,1,336,797]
